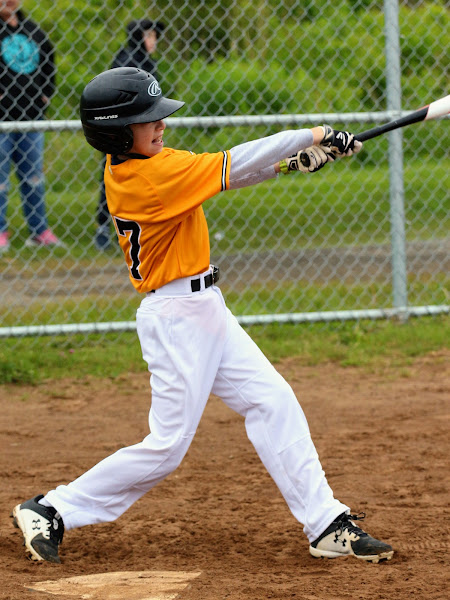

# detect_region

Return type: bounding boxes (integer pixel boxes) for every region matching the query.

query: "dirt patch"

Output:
[0,350,448,600]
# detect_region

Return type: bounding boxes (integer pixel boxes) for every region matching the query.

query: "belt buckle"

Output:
[212,265,220,283]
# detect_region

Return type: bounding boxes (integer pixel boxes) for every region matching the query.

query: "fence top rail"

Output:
[0,305,448,338]
[1,110,443,132]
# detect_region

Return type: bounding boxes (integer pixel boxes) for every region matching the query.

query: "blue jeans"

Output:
[0,131,48,235]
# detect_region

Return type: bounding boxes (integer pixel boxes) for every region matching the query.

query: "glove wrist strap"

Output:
[321,124,334,145]
[279,159,290,174]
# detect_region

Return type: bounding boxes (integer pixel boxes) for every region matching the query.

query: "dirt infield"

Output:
[1,350,448,600]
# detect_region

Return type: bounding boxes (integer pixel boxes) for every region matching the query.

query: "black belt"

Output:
[190,265,220,292]
[150,265,220,294]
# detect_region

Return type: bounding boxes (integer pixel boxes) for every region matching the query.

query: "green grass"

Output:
[250,315,449,367]
[1,274,447,329]
[0,315,448,385]
[225,275,449,316]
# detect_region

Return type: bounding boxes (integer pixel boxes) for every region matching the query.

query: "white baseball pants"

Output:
[46,272,347,542]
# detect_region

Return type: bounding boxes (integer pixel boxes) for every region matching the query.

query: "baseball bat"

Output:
[355,94,450,142]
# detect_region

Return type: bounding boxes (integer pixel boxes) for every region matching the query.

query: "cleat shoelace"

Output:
[335,512,368,539]
[44,511,64,545]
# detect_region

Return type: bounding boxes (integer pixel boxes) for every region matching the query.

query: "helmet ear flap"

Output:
[119,126,134,153]
[82,124,133,154]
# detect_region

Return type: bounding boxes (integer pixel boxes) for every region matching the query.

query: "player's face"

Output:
[129,120,166,157]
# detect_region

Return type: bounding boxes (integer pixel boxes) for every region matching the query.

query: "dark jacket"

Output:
[111,20,164,79]
[0,10,56,121]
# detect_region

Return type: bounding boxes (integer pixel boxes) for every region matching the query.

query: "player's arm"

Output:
[230,128,317,179]
[228,128,318,189]
[228,126,361,189]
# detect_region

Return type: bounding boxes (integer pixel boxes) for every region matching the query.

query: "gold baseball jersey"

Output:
[105,148,231,293]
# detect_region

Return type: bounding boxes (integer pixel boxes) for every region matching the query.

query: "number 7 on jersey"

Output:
[114,217,143,281]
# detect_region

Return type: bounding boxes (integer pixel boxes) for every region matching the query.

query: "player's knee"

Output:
[268,376,297,406]
[143,431,191,470]
[259,378,302,420]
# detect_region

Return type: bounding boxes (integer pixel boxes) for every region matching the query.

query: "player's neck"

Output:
[116,152,152,161]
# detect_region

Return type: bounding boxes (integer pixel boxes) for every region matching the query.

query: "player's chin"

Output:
[144,142,164,157]
[151,140,164,152]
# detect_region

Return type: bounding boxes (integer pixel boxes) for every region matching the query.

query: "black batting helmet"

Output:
[80,67,184,154]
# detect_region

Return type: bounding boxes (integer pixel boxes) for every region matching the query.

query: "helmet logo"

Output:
[148,81,161,97]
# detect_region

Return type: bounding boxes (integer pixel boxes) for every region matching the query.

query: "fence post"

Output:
[384,0,408,317]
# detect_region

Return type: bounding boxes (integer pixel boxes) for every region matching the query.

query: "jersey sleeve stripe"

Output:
[221,150,228,191]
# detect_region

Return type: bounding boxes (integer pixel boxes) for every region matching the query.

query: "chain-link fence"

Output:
[0,0,448,348]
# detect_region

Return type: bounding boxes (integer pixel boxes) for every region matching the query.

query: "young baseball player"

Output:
[12,67,394,565]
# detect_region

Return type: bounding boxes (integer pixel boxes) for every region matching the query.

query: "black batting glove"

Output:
[321,124,362,157]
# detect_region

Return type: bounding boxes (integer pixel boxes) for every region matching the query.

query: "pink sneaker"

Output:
[25,229,62,247]
[0,231,9,252]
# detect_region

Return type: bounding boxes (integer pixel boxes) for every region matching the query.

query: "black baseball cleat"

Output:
[309,512,394,563]
[11,494,64,563]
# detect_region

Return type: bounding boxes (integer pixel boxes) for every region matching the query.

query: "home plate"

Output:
[28,570,202,600]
